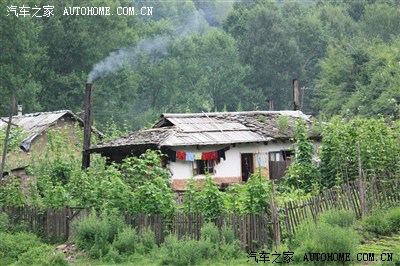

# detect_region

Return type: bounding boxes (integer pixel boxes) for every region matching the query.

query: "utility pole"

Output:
[82,83,93,169]
[0,95,16,182]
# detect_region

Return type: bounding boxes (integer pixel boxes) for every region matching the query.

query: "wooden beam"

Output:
[0,95,16,181]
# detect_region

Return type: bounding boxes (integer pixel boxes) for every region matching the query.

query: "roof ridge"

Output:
[161,110,307,118]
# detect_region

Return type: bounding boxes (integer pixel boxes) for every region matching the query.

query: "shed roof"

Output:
[0,110,102,151]
[91,110,317,154]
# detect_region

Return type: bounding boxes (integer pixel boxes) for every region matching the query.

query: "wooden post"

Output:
[82,83,93,169]
[0,95,15,181]
[358,141,366,217]
[293,79,300,111]
[271,180,281,246]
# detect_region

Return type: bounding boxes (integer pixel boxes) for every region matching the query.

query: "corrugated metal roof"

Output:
[161,130,269,146]
[91,110,317,153]
[0,110,102,151]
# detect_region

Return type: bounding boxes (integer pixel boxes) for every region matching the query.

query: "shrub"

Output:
[161,223,240,265]
[0,213,8,232]
[361,211,391,236]
[14,244,67,266]
[319,209,356,228]
[385,206,400,233]
[0,231,42,263]
[200,222,220,243]
[161,235,202,266]
[112,227,139,255]
[104,246,123,264]
[139,227,156,254]
[291,222,359,265]
[72,210,126,257]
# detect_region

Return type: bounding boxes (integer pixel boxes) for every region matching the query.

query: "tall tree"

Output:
[0,0,45,115]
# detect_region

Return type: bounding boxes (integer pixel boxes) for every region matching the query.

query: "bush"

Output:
[72,210,126,258]
[361,211,391,236]
[0,213,8,232]
[200,222,220,243]
[104,246,123,264]
[139,227,156,254]
[112,227,139,255]
[160,223,240,265]
[0,231,42,263]
[291,222,359,265]
[385,207,400,233]
[14,244,67,266]
[161,235,203,266]
[319,209,356,228]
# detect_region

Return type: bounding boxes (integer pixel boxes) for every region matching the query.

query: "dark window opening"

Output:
[194,160,215,175]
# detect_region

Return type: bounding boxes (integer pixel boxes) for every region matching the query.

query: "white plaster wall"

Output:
[168,141,294,180]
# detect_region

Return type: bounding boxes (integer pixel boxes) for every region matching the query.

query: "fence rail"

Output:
[1,178,399,249]
[282,178,400,235]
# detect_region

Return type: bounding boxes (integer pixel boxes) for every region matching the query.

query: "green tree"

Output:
[284,120,319,192]
[37,0,138,112]
[0,0,45,116]
[224,3,304,110]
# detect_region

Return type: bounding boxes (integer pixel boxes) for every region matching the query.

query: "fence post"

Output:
[358,141,367,217]
[271,180,281,246]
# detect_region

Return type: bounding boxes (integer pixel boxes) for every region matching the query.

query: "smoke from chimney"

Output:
[86,3,230,83]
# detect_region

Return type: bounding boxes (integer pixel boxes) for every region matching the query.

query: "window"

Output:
[193,160,215,175]
[269,150,294,180]
[269,150,293,162]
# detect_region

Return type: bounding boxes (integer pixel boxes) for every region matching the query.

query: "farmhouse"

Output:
[90,110,320,191]
[0,110,103,171]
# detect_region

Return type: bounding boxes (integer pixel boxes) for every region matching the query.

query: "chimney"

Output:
[267,99,274,111]
[17,104,22,116]
[293,79,300,111]
[82,83,93,169]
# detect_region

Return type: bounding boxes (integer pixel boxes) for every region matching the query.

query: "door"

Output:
[241,153,254,182]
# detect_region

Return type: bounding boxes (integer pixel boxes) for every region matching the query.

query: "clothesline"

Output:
[167,146,230,163]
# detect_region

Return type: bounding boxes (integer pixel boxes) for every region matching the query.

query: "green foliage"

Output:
[361,207,400,236]
[138,227,156,254]
[161,223,240,265]
[242,172,271,214]
[0,213,7,232]
[291,213,359,265]
[112,227,139,255]
[14,244,67,266]
[72,210,126,258]
[318,209,356,228]
[284,120,319,192]
[386,207,400,234]
[0,127,26,157]
[0,231,42,265]
[119,150,176,215]
[0,176,25,207]
[186,175,226,221]
[319,117,400,187]
[276,116,289,133]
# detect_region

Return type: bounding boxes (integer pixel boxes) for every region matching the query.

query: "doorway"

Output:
[241,153,254,182]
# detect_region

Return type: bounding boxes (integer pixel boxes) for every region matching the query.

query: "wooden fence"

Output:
[282,178,400,236]
[125,212,273,250]
[1,178,399,249]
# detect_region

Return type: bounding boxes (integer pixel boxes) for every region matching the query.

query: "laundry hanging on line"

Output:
[166,146,229,163]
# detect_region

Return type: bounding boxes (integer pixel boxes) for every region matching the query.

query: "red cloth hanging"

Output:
[177,151,186,160]
[201,151,218,161]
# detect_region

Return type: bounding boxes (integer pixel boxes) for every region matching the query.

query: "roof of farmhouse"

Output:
[90,110,318,153]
